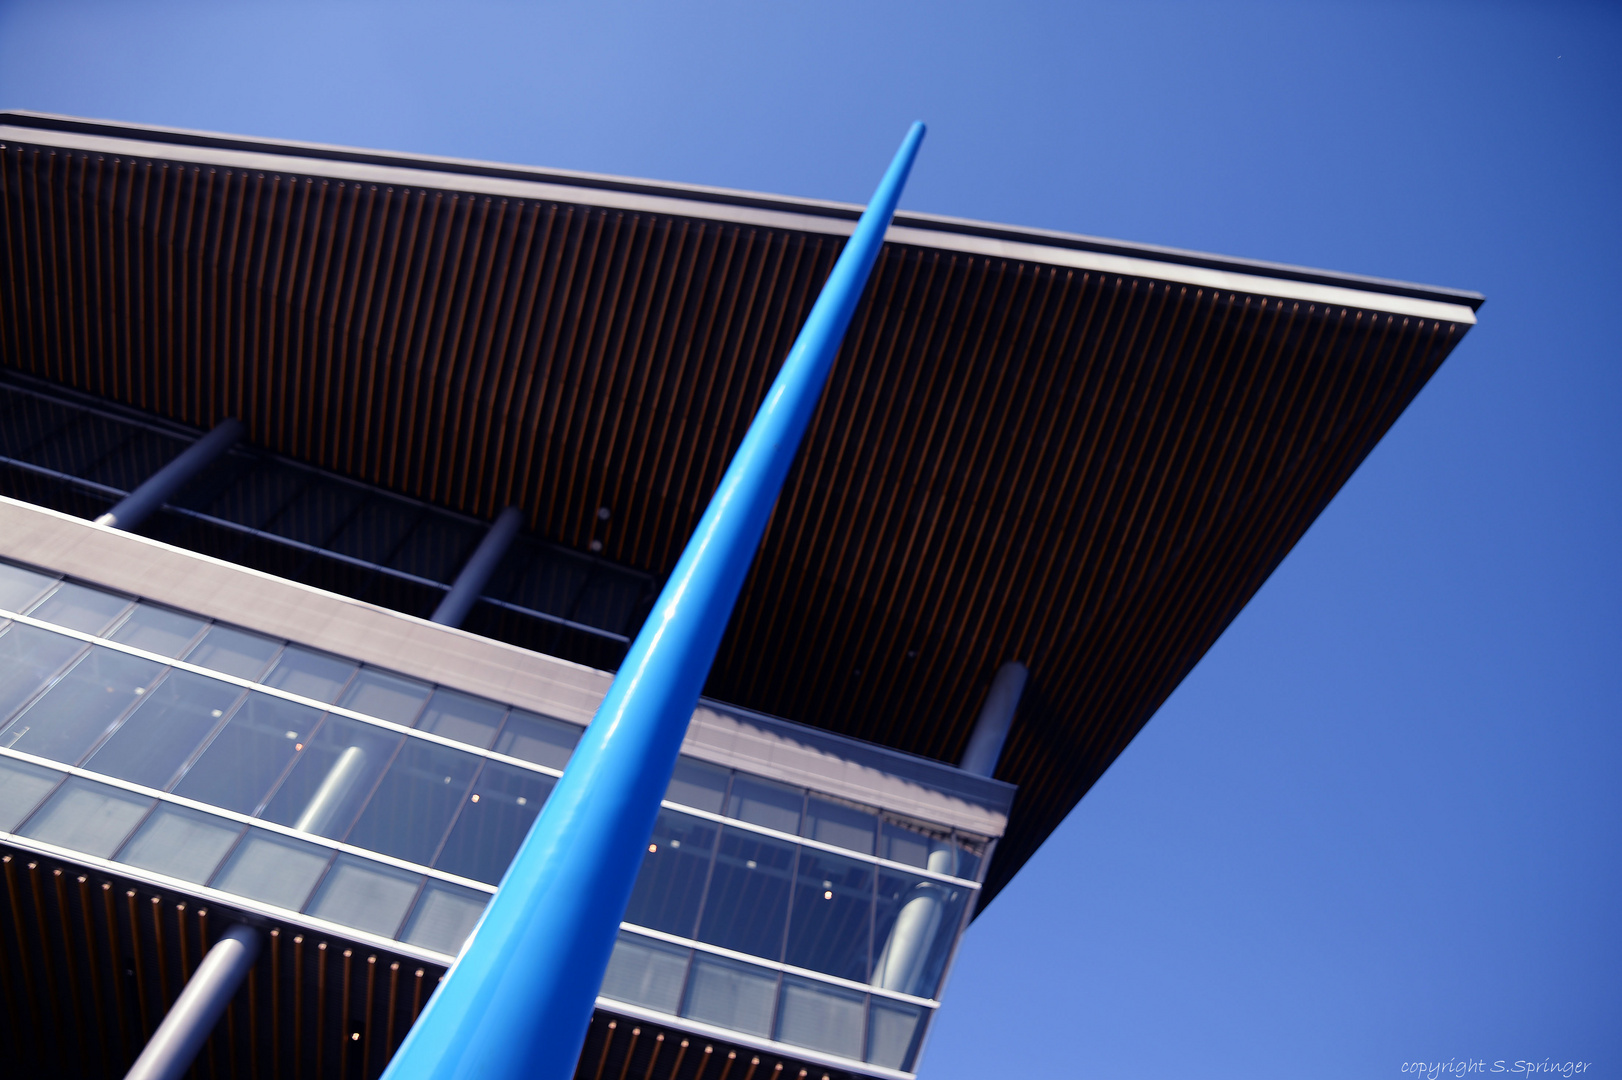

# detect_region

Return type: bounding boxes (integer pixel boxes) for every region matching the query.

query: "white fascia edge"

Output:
[0,125,1477,326]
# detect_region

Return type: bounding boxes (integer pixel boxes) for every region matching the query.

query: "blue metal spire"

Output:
[381,121,927,1080]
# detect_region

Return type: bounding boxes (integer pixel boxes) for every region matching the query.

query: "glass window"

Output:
[415,689,506,750]
[696,827,795,961]
[116,803,242,884]
[0,756,63,831]
[600,932,690,1015]
[624,810,719,939]
[681,955,777,1037]
[399,880,489,956]
[872,871,969,1000]
[801,797,877,856]
[866,999,926,1071]
[0,623,86,724]
[210,828,332,911]
[950,834,983,881]
[344,738,481,865]
[491,709,578,769]
[665,757,728,814]
[2,646,163,765]
[879,819,958,874]
[261,645,357,704]
[337,668,431,726]
[86,669,244,789]
[18,777,153,857]
[725,775,803,834]
[183,624,280,681]
[0,562,56,612]
[775,977,865,1060]
[107,603,208,659]
[26,581,132,634]
[261,715,402,840]
[173,693,323,814]
[433,761,555,885]
[304,854,421,938]
[785,849,873,982]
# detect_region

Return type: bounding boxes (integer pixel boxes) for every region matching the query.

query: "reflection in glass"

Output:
[19,777,153,857]
[345,738,480,865]
[697,828,795,960]
[107,603,207,658]
[866,999,925,1071]
[183,624,280,681]
[0,562,56,612]
[775,977,865,1060]
[801,797,876,855]
[262,645,356,704]
[117,803,242,883]
[624,810,719,938]
[786,848,873,981]
[87,669,243,789]
[28,581,132,634]
[878,819,939,871]
[873,869,968,1000]
[304,854,421,937]
[0,624,85,723]
[337,668,431,725]
[491,709,577,769]
[665,757,728,814]
[0,756,63,831]
[415,689,506,749]
[211,829,331,910]
[433,761,555,885]
[601,932,689,1014]
[400,881,489,956]
[262,715,401,839]
[174,693,322,814]
[682,955,777,1037]
[2,646,162,764]
[726,775,802,834]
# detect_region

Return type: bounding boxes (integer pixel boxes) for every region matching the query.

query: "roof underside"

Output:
[0,113,1478,905]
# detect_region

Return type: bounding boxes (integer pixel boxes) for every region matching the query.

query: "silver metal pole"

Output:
[959,661,1028,777]
[95,418,244,530]
[123,923,261,1080]
[431,506,523,627]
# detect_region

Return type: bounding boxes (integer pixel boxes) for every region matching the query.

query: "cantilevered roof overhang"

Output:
[0,111,1481,905]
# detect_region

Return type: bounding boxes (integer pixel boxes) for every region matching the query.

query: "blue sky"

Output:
[2,2,1617,1077]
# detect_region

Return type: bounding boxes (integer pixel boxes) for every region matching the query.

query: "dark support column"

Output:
[124,923,260,1080]
[959,661,1029,777]
[95,419,244,530]
[431,505,523,627]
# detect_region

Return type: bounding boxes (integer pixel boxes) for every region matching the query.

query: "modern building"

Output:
[0,111,1480,1079]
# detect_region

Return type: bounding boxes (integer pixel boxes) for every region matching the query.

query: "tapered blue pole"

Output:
[381,121,926,1080]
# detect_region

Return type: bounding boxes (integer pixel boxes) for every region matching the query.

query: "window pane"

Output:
[696,827,795,961]
[337,668,431,725]
[624,810,719,939]
[173,693,323,814]
[262,645,356,704]
[867,999,926,1071]
[872,871,968,999]
[665,757,728,814]
[801,797,876,856]
[433,761,555,885]
[601,932,689,1014]
[681,955,776,1037]
[491,709,577,769]
[345,738,480,865]
[304,854,420,938]
[725,775,802,834]
[27,581,132,634]
[86,669,244,789]
[261,716,402,840]
[183,625,280,681]
[19,777,153,857]
[879,819,955,873]
[414,688,506,750]
[107,604,208,659]
[0,624,85,724]
[400,881,489,956]
[3,646,163,765]
[0,562,55,612]
[116,803,242,884]
[0,756,62,830]
[775,977,865,1060]
[211,829,331,910]
[785,849,873,982]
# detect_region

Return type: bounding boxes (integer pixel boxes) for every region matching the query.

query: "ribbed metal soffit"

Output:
[0,123,1475,905]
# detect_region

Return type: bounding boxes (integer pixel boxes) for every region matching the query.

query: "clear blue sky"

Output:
[2,2,1617,1077]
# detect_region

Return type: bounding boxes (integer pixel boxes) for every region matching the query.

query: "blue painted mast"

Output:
[382,122,927,1080]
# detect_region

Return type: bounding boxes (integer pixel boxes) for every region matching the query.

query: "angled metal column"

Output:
[94,418,244,530]
[432,506,523,627]
[123,924,261,1080]
[381,122,926,1080]
[960,661,1029,778]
